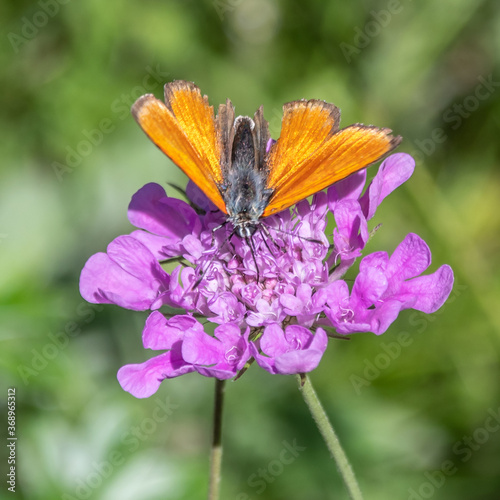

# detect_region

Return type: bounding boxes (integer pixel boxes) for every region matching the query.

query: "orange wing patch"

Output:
[132,81,226,214]
[263,101,401,216]
[265,100,340,188]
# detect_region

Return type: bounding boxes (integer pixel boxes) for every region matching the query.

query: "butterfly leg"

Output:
[245,235,260,283]
[259,223,282,257]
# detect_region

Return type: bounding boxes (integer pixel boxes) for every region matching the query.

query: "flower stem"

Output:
[208,379,225,500]
[296,374,363,500]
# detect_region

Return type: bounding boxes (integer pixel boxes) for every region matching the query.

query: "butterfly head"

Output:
[226,212,260,238]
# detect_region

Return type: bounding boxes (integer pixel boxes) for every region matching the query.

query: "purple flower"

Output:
[117,312,251,397]
[323,233,454,335]
[327,153,416,276]
[117,312,198,398]
[182,322,251,379]
[80,153,454,398]
[251,324,328,375]
[79,235,171,311]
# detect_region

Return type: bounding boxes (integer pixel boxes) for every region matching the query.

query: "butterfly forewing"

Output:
[132,81,227,213]
[265,101,340,186]
[263,101,401,216]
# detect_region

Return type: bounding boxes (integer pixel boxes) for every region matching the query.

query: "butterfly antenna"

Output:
[264,224,324,246]
[159,256,190,267]
[166,182,210,215]
[166,182,187,198]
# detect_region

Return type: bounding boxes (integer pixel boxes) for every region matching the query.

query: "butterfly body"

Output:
[220,116,273,237]
[131,80,402,237]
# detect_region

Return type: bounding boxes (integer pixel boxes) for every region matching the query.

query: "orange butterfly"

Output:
[132,80,401,237]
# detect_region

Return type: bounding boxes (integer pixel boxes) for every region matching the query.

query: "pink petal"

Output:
[143,312,202,350]
[182,328,222,366]
[360,153,415,219]
[351,267,388,309]
[128,182,200,238]
[398,264,454,313]
[107,235,168,286]
[129,230,178,260]
[80,252,158,311]
[328,170,367,207]
[366,300,404,335]
[274,328,328,374]
[260,324,288,357]
[386,233,431,283]
[117,347,194,398]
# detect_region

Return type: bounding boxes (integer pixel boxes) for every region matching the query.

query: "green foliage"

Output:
[2,0,499,498]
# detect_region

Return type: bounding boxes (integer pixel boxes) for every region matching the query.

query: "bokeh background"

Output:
[2,0,500,499]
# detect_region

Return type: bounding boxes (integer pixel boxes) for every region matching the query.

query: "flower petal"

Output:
[385,233,431,284]
[273,327,328,374]
[143,312,203,350]
[128,182,200,239]
[366,300,404,335]
[129,230,174,260]
[260,324,289,357]
[182,328,222,366]
[360,153,415,219]
[328,170,366,207]
[333,199,369,260]
[79,236,168,311]
[117,346,194,398]
[397,264,454,313]
[107,235,169,286]
[351,267,388,309]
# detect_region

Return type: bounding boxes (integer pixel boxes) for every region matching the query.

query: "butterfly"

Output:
[132,80,401,238]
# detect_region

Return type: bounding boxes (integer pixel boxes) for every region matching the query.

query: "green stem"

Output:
[296,374,363,500]
[208,379,225,500]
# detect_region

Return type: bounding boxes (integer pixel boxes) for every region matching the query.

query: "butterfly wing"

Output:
[132,80,227,213]
[263,100,401,216]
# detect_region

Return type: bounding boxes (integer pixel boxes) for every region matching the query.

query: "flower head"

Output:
[79,153,454,397]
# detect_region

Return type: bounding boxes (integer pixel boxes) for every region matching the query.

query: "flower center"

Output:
[339,304,354,322]
[224,346,242,365]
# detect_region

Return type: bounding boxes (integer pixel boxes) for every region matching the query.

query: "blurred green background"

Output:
[1,0,500,499]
